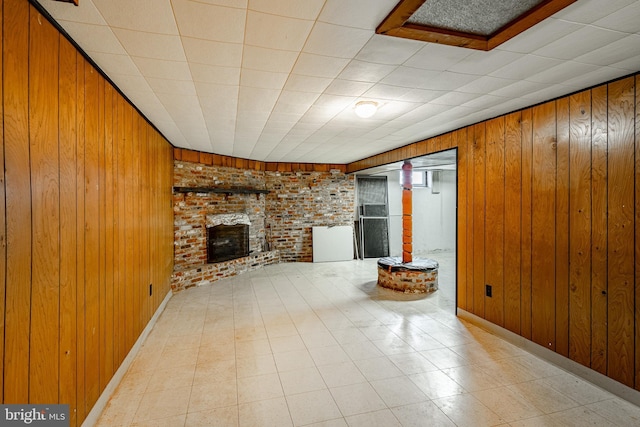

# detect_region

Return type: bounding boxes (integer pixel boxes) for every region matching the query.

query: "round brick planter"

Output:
[377,257,439,294]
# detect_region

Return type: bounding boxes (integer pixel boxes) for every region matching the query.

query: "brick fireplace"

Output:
[171,156,355,292]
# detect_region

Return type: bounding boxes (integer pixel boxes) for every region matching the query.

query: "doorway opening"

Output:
[353,149,458,310]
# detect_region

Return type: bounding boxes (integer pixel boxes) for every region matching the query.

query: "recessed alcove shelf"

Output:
[173,186,270,195]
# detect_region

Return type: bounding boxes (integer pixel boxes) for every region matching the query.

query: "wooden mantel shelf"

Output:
[173,186,270,195]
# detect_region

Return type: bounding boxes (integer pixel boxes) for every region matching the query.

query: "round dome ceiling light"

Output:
[354,101,378,118]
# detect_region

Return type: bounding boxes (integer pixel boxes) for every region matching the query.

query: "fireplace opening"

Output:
[207,224,249,263]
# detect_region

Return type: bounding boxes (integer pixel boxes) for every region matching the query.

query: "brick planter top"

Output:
[377,256,439,272]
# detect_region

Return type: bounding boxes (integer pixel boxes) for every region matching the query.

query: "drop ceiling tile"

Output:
[194,0,247,8]
[533,26,627,60]
[324,79,374,97]
[182,37,242,67]
[271,101,314,115]
[373,101,423,121]
[113,29,186,62]
[292,53,350,78]
[93,0,179,34]
[363,84,411,100]
[238,87,280,112]
[236,111,271,123]
[461,94,513,110]
[526,61,601,85]
[245,11,313,51]
[490,55,564,80]
[381,67,440,88]
[611,53,640,71]
[250,0,324,19]
[172,0,245,42]
[195,82,239,101]
[44,0,106,24]
[337,60,396,83]
[319,0,397,30]
[418,71,477,91]
[457,76,516,94]
[241,69,289,90]
[157,93,202,112]
[398,88,446,103]
[277,90,320,106]
[496,18,583,54]
[132,57,192,80]
[303,22,373,58]
[431,91,482,106]
[284,74,332,93]
[449,50,524,76]
[490,80,550,98]
[593,1,640,33]
[268,112,305,125]
[146,77,197,96]
[553,0,636,24]
[108,74,152,95]
[57,21,125,55]
[313,94,357,111]
[404,43,473,71]
[242,46,299,73]
[356,34,424,65]
[190,63,240,85]
[561,66,630,90]
[89,52,141,77]
[573,34,640,66]
[520,84,573,103]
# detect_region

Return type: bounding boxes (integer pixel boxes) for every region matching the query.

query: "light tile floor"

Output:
[97,252,640,426]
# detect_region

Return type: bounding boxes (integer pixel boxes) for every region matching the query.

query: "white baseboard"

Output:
[82,290,173,427]
[457,309,640,407]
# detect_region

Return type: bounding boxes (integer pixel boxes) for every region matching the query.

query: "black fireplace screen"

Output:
[207,224,249,263]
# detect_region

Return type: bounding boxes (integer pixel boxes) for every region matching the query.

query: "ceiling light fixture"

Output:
[354,101,378,118]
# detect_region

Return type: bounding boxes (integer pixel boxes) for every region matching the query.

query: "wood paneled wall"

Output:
[348,72,640,391]
[174,147,347,173]
[1,1,174,425]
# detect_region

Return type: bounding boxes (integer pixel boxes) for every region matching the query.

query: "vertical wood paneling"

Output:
[531,101,556,350]
[124,104,135,350]
[141,123,150,323]
[75,54,86,423]
[132,114,140,338]
[103,82,114,385]
[1,10,174,422]
[484,117,505,326]
[116,95,127,366]
[636,75,640,390]
[0,0,5,404]
[28,7,60,404]
[97,75,107,393]
[58,35,77,426]
[473,123,486,317]
[3,0,31,403]
[556,97,570,358]
[568,90,592,366]
[83,64,100,411]
[504,111,522,334]
[521,109,534,339]
[591,84,608,374]
[466,128,475,314]
[455,129,468,311]
[606,77,635,386]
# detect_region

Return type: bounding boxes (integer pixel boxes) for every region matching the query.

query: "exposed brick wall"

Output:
[172,160,356,290]
[265,170,355,262]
